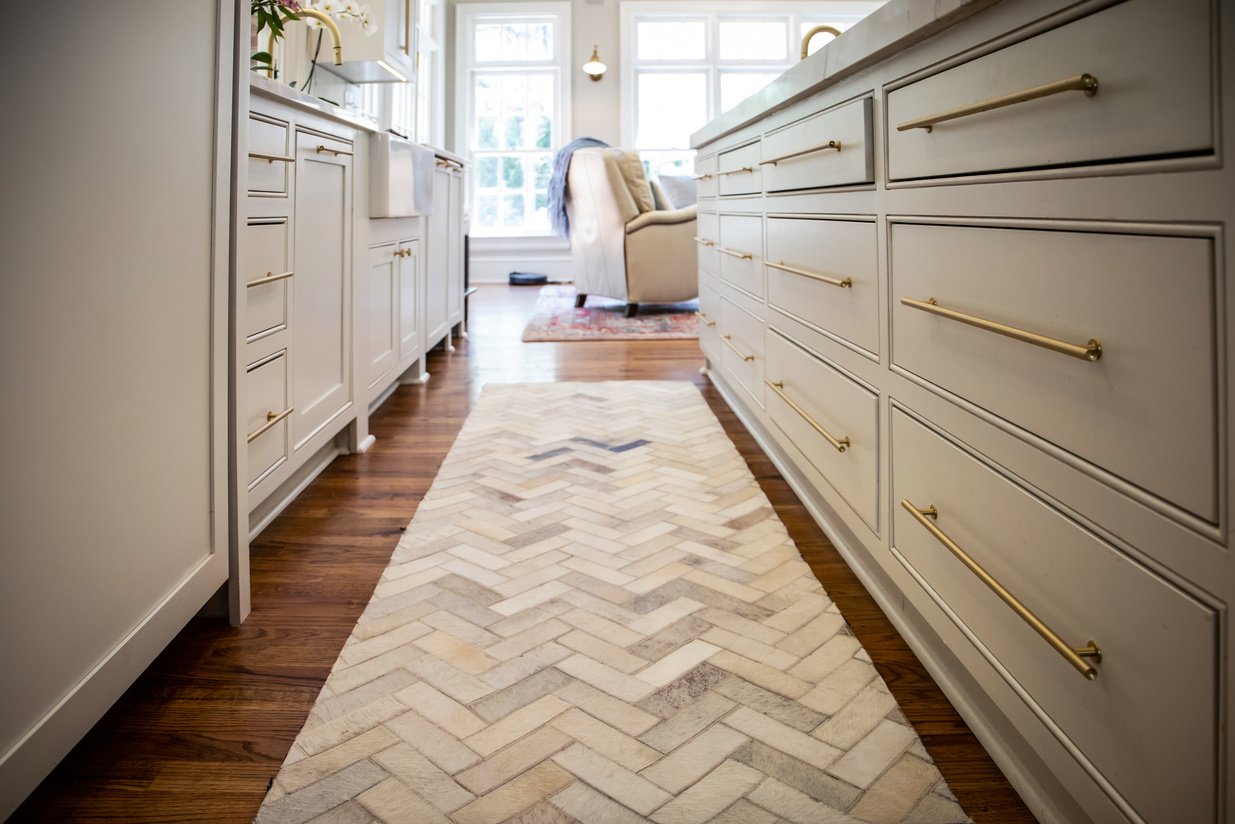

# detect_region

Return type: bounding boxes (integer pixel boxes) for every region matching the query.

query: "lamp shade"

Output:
[582,45,606,81]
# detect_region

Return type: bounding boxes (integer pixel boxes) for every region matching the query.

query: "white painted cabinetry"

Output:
[693,0,1232,821]
[425,155,467,352]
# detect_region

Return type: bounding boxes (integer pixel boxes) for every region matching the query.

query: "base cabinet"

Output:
[425,156,466,350]
[364,237,424,403]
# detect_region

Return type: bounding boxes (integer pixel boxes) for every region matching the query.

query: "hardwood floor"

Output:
[13,285,1033,823]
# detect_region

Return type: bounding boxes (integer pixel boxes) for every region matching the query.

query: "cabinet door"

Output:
[399,239,421,362]
[447,168,464,324]
[292,131,353,450]
[366,242,398,391]
[424,165,451,347]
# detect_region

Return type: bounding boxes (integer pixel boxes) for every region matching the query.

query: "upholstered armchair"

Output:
[565,148,698,317]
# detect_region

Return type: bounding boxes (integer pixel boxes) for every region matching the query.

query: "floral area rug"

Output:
[520,286,699,342]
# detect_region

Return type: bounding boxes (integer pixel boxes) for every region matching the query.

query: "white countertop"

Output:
[250,73,381,133]
[690,0,1002,148]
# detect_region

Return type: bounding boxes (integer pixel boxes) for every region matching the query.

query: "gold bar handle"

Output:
[248,151,295,164]
[315,145,354,156]
[718,247,754,260]
[719,166,754,176]
[767,261,852,288]
[694,237,716,247]
[765,380,849,452]
[692,172,714,181]
[698,311,716,328]
[246,270,295,288]
[900,499,1101,680]
[760,141,842,166]
[902,297,1101,362]
[722,335,755,362]
[897,73,1099,133]
[247,406,294,444]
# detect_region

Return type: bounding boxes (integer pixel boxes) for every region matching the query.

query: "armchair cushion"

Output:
[625,205,698,234]
[608,149,655,213]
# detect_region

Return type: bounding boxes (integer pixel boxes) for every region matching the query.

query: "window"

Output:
[457,3,571,237]
[621,2,880,176]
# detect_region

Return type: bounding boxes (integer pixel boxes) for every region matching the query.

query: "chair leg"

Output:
[624,303,639,318]
[574,293,587,308]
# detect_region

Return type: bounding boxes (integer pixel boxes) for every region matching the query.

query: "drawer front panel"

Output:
[718,214,763,298]
[248,114,291,195]
[891,409,1217,824]
[696,211,719,275]
[766,333,878,533]
[763,98,874,191]
[767,217,878,354]
[719,297,765,408]
[718,142,762,196]
[243,219,292,342]
[886,0,1211,181]
[246,350,290,488]
[891,222,1217,522]
[696,154,718,199]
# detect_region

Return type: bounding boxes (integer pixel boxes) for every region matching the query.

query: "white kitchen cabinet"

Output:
[398,239,422,363]
[322,0,416,83]
[424,153,466,351]
[365,236,423,404]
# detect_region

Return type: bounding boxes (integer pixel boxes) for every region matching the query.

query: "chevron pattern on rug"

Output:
[255,382,969,824]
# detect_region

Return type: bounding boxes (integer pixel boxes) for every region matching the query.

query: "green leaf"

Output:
[251,51,273,65]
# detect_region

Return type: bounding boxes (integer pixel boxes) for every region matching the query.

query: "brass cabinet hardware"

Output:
[692,172,714,181]
[900,499,1102,680]
[767,260,852,288]
[436,158,464,170]
[247,406,294,443]
[315,144,354,157]
[245,270,294,288]
[248,151,295,164]
[901,296,1102,362]
[719,166,754,176]
[760,141,842,166]
[698,312,717,328]
[765,379,850,452]
[394,248,413,257]
[693,237,716,247]
[718,247,754,260]
[721,335,756,362]
[897,73,1099,133]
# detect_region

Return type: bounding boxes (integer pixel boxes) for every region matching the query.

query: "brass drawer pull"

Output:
[902,296,1102,362]
[436,158,464,169]
[315,144,354,157]
[718,247,754,260]
[247,406,294,444]
[698,311,716,328]
[897,73,1099,133]
[719,166,754,176]
[692,172,714,181]
[722,335,755,362]
[249,151,295,164]
[765,379,849,452]
[395,248,414,257]
[901,499,1102,680]
[767,260,852,288]
[694,237,716,247]
[246,270,294,288]
[760,140,842,166]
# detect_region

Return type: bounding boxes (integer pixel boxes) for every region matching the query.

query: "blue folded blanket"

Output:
[549,136,610,237]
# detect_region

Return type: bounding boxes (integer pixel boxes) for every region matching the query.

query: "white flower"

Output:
[345,2,361,15]
[361,16,376,34]
[317,0,338,12]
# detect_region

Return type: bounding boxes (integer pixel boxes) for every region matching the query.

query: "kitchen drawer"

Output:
[718,214,763,299]
[719,297,764,408]
[891,408,1217,824]
[698,280,721,363]
[695,154,718,199]
[695,211,719,275]
[886,0,1211,181]
[891,221,1217,522]
[762,97,873,192]
[245,350,291,490]
[243,218,292,342]
[767,217,878,355]
[766,332,878,533]
[248,113,292,196]
[718,142,761,196]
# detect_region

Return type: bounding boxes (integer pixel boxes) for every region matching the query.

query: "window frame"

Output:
[455,1,572,238]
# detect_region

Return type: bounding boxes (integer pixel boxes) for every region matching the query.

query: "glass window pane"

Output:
[502,156,524,188]
[719,72,780,113]
[532,154,552,188]
[527,23,552,60]
[474,76,500,116]
[636,72,707,149]
[503,116,525,149]
[476,195,499,228]
[476,116,498,149]
[474,24,502,61]
[477,155,498,187]
[636,20,705,61]
[719,20,787,61]
[503,194,525,227]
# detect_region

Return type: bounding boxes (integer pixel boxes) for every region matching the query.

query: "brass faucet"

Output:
[799,25,841,60]
[264,8,344,77]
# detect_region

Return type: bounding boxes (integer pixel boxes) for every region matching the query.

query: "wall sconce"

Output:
[582,45,606,81]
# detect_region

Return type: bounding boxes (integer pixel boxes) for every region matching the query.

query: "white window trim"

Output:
[455,1,572,239]
[619,1,878,151]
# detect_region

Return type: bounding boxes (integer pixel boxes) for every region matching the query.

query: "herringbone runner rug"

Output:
[255,382,969,824]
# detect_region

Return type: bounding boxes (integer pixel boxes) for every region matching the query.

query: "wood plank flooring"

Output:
[12,285,1033,823]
